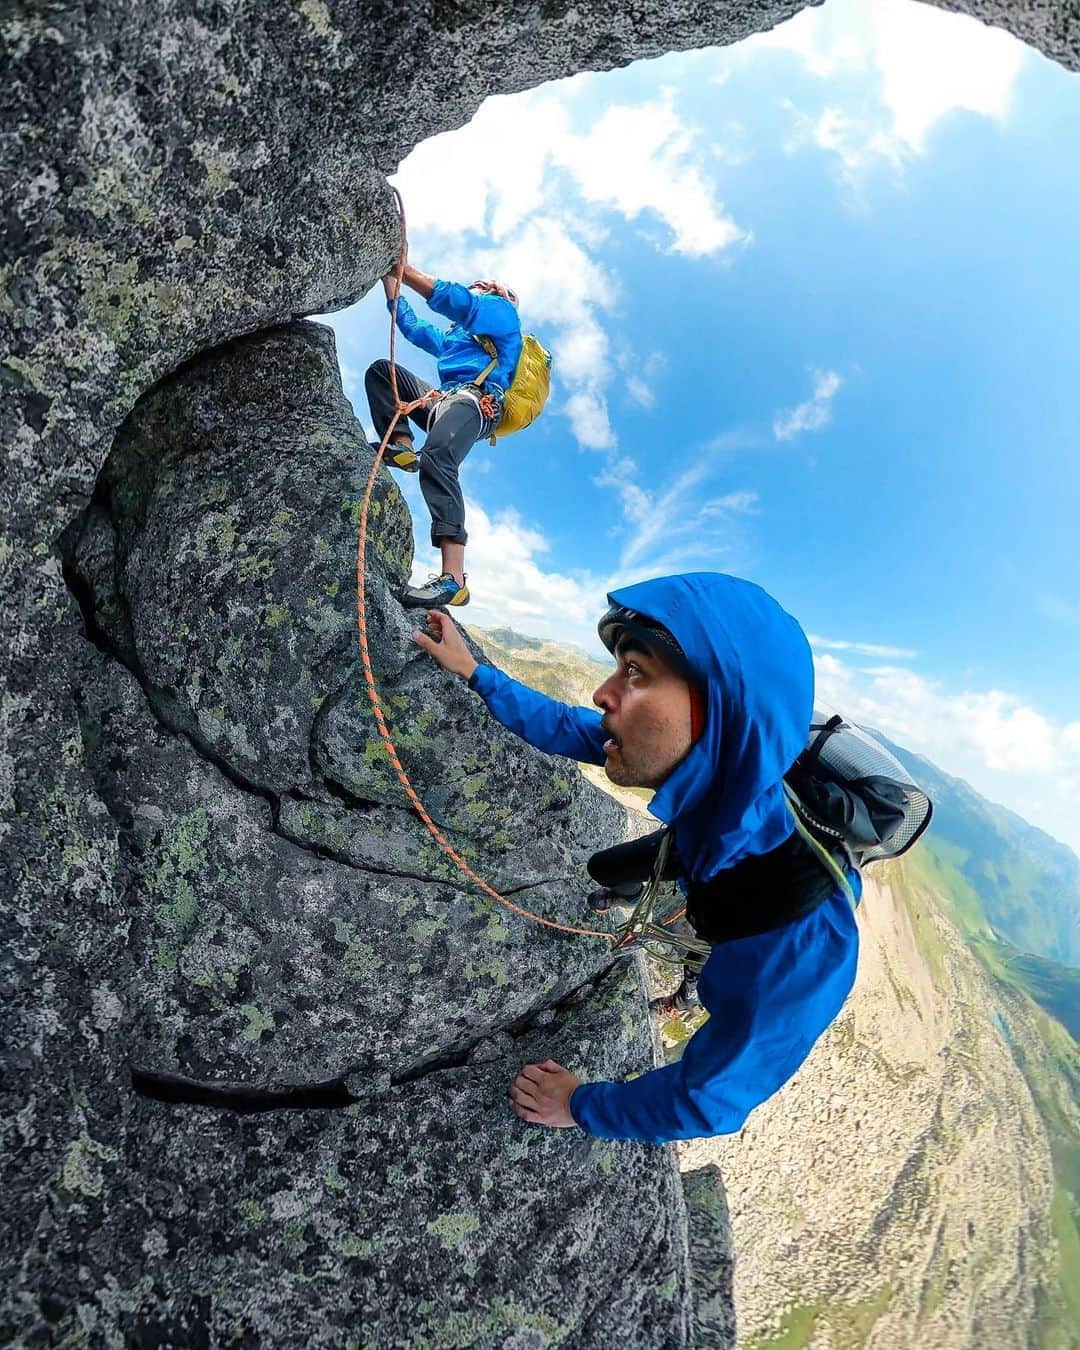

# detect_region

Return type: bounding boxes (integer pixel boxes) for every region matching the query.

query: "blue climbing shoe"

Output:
[401,573,470,609]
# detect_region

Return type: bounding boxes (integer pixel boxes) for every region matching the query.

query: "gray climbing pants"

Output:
[364,359,497,547]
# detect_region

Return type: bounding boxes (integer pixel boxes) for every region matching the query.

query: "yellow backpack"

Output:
[474,334,552,439]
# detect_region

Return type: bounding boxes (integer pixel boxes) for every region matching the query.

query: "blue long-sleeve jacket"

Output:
[469,571,861,1144]
[389,280,523,396]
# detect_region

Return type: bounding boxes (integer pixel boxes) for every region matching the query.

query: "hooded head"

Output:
[595,572,813,881]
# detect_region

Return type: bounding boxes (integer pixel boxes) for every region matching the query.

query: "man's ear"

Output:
[688,682,707,744]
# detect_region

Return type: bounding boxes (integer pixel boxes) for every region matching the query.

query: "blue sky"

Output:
[325,0,1080,853]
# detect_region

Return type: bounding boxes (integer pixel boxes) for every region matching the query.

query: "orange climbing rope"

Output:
[354,188,616,947]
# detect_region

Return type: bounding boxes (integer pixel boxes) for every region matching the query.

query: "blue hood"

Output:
[607,572,814,882]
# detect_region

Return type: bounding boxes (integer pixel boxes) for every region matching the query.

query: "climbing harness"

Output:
[609,832,713,972]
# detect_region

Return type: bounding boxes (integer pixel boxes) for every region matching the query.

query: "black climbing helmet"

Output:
[597,603,689,678]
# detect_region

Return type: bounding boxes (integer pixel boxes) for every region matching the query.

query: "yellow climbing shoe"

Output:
[381,441,419,473]
[401,573,470,609]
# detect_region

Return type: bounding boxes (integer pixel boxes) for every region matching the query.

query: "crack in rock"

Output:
[60,513,573,902]
[131,962,622,1114]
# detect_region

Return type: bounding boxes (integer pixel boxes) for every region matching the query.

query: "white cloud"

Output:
[872,0,1024,153]
[810,634,917,660]
[619,350,667,410]
[409,497,606,649]
[392,86,748,256]
[595,462,758,577]
[795,105,904,177]
[773,368,842,441]
[337,356,361,397]
[390,94,554,241]
[391,81,747,451]
[549,96,748,256]
[702,490,760,517]
[565,389,615,450]
[1038,593,1080,628]
[753,0,1026,176]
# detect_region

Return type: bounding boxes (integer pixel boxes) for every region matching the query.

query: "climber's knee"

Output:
[365,358,392,388]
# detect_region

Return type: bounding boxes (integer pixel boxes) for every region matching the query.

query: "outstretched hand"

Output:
[413,610,478,681]
[509,1060,582,1129]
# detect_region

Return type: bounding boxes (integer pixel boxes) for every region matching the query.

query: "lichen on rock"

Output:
[6,316,694,1344]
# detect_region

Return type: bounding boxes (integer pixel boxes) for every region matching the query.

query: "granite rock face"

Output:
[3,0,1078,1343]
[9,319,699,1345]
[61,320,633,1082]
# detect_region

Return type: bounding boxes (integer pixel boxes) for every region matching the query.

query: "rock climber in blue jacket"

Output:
[366,261,523,610]
[413,571,862,1145]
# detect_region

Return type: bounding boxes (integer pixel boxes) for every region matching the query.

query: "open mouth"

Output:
[601,721,622,754]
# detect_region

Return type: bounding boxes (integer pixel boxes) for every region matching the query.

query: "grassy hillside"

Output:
[903,842,1080,1346]
[466,625,611,707]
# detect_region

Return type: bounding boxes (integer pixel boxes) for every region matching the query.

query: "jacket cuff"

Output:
[468,664,497,695]
[568,1082,598,1134]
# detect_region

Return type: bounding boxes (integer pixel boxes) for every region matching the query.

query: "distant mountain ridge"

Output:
[466,625,610,709]
[874,732,1080,969]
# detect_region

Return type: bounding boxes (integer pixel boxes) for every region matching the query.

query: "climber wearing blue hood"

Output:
[413,572,861,1144]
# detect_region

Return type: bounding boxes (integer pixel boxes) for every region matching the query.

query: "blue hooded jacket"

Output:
[468,572,861,1143]
[389,280,523,397]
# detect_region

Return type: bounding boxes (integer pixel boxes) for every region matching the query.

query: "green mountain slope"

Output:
[904,845,1080,1347]
[466,624,611,707]
[875,734,1080,968]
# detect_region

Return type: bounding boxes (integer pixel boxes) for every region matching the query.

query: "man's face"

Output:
[591,636,694,789]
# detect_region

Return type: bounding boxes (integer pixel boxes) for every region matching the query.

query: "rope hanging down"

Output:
[354,188,615,946]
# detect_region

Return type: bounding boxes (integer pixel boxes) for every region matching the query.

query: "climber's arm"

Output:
[383,264,436,301]
[426,280,520,341]
[382,276,446,358]
[565,892,860,1143]
[413,612,608,764]
[470,665,608,763]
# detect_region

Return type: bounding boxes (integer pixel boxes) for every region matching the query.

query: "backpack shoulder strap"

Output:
[472,334,499,387]
[783,783,857,911]
[474,354,498,387]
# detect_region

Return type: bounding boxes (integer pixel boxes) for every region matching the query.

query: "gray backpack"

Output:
[784,706,933,868]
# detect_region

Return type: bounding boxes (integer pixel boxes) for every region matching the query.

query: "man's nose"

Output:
[593,674,618,710]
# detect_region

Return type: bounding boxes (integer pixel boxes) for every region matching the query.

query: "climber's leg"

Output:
[400,397,494,609]
[417,398,482,555]
[364,359,433,470]
[587,829,669,889]
[585,829,669,913]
